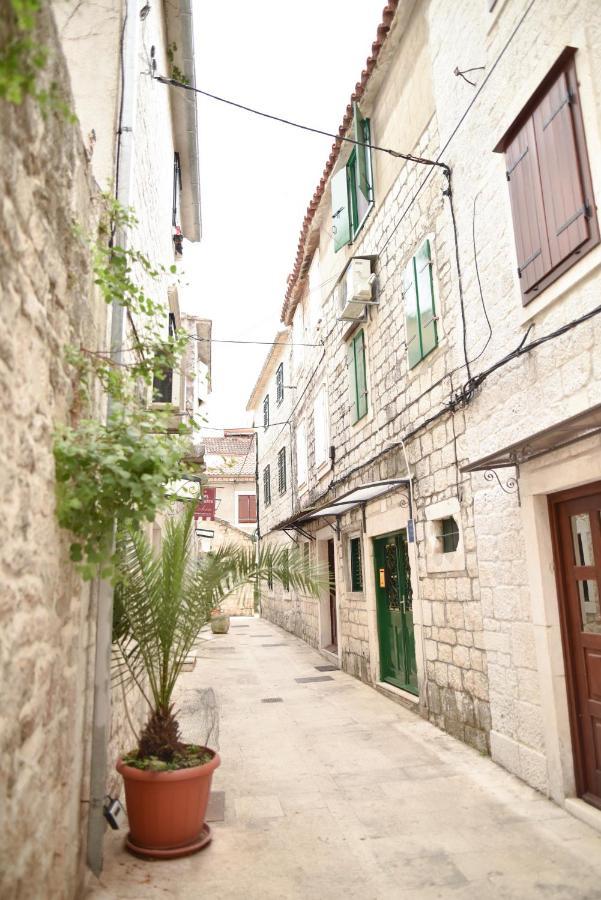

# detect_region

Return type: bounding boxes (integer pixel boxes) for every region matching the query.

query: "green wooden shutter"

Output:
[332,167,351,252]
[350,538,363,591]
[403,257,421,369]
[415,240,438,358]
[355,330,368,420]
[353,103,371,201]
[347,341,359,423]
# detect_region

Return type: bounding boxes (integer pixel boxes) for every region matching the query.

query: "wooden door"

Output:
[327,539,338,650]
[374,532,417,694]
[550,485,601,809]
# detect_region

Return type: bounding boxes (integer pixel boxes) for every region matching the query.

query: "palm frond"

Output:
[113,505,325,748]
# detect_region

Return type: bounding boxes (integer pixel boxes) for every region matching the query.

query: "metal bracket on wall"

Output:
[323,517,341,538]
[483,467,521,506]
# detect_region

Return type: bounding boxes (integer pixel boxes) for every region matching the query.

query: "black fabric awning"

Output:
[461,402,601,472]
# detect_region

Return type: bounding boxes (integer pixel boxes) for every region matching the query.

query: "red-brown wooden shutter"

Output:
[532,63,590,269]
[248,494,256,522]
[505,117,551,295]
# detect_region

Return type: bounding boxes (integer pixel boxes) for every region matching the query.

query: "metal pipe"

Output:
[86,0,139,876]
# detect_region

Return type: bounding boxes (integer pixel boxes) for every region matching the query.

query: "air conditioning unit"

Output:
[337,258,377,321]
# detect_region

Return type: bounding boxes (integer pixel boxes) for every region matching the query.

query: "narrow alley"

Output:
[91,617,601,900]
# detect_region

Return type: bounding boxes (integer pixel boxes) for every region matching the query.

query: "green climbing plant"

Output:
[166,42,190,85]
[53,195,202,581]
[0,0,71,116]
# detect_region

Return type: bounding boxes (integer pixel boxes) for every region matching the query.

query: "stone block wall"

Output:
[0,9,144,898]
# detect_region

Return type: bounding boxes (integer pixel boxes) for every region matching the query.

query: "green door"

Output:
[374,532,417,694]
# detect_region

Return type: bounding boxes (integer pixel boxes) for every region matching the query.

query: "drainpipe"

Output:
[254,427,261,615]
[86,0,139,876]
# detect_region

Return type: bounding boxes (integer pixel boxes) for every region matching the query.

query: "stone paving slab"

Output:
[87,617,601,899]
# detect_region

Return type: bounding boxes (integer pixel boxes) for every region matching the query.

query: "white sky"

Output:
[179,0,386,430]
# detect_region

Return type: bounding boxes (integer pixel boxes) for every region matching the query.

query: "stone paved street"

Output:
[89,617,601,900]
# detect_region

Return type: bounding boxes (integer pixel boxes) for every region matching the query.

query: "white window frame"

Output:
[313,383,330,471]
[296,420,308,490]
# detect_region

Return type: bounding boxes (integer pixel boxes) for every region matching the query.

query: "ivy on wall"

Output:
[0,0,72,116]
[54,197,202,581]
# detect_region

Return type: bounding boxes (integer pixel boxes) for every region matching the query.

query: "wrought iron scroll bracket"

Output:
[483,467,521,506]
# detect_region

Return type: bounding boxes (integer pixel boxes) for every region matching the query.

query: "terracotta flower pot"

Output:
[116,749,221,859]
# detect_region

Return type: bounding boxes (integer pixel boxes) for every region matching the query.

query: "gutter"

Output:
[167,0,202,242]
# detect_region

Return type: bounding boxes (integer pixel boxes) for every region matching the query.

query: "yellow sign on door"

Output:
[379,569,386,588]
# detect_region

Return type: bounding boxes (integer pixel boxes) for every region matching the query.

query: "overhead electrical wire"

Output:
[189,336,323,347]
[153,74,448,173]
[161,0,539,475]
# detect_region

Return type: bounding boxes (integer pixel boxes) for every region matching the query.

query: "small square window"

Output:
[440,517,460,553]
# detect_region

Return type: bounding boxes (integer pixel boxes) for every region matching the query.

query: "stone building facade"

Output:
[250,0,601,828]
[1,2,203,897]
[197,431,258,615]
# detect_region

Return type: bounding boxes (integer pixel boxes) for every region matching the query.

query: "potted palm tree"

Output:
[112,504,324,859]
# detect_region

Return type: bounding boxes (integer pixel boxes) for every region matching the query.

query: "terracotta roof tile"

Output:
[203,434,256,477]
[280,1,399,325]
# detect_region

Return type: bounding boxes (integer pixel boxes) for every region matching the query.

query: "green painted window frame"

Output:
[403,239,439,369]
[263,394,270,429]
[263,465,271,507]
[348,328,368,424]
[276,363,284,405]
[332,106,374,253]
[350,537,363,592]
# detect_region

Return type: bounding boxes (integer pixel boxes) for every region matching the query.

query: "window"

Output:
[263,394,270,430]
[331,104,373,252]
[263,466,271,506]
[313,385,329,467]
[238,494,257,524]
[276,363,284,405]
[495,49,599,303]
[306,251,321,332]
[296,421,307,487]
[403,240,438,369]
[282,548,290,592]
[172,153,183,255]
[152,312,177,402]
[440,517,460,553]
[277,447,287,494]
[349,537,363,592]
[347,329,368,424]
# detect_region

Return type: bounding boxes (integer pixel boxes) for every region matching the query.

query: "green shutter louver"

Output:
[350,537,363,592]
[347,330,368,424]
[332,167,351,252]
[404,240,438,369]
[353,102,371,203]
[347,340,358,423]
[355,330,368,420]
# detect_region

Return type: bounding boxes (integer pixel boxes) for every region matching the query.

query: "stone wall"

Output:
[0,9,145,899]
[426,0,601,792]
